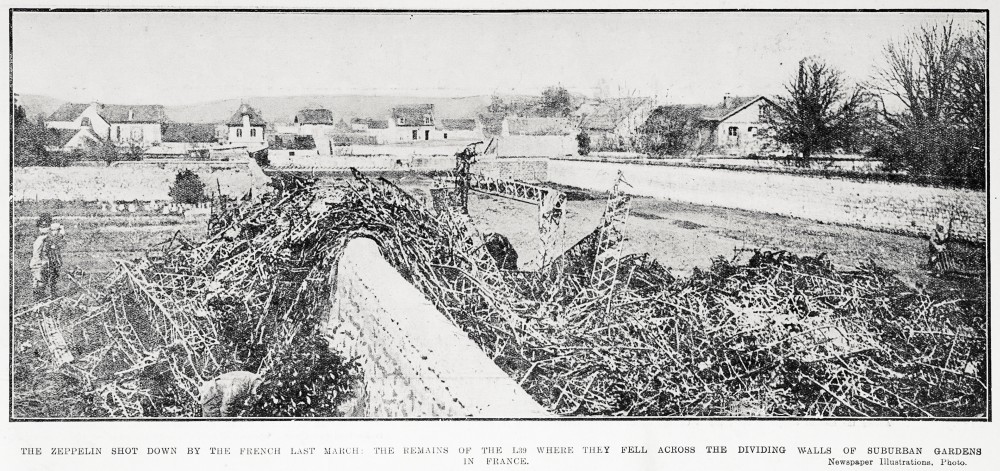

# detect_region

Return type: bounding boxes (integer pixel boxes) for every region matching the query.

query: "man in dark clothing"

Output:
[29,214,64,301]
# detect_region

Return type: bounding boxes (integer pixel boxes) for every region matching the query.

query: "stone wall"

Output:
[327,238,550,418]
[13,158,271,202]
[549,160,987,243]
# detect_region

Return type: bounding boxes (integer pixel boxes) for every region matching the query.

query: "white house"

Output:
[293,108,335,135]
[388,104,435,141]
[226,104,267,148]
[46,102,166,147]
[700,95,784,156]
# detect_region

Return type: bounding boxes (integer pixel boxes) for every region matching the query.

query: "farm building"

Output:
[436,118,482,142]
[146,123,221,158]
[226,104,267,148]
[46,102,167,147]
[699,95,784,156]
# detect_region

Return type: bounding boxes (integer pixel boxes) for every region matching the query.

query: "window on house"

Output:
[397,118,405,126]
[412,129,418,140]
[748,127,756,134]
[425,130,430,140]
[289,151,295,156]
[250,128,257,137]
[116,126,121,141]
[423,115,431,125]
[759,104,770,121]
[443,133,448,139]
[237,129,243,138]
[728,126,739,136]
[81,117,91,127]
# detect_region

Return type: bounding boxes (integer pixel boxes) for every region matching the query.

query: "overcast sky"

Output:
[12,11,985,106]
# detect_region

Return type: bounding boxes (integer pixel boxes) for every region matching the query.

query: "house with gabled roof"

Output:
[226,104,267,148]
[699,94,785,156]
[46,102,167,146]
[388,104,435,141]
[44,127,104,153]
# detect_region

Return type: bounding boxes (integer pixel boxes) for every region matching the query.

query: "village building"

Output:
[699,95,784,156]
[436,118,482,141]
[293,108,335,134]
[44,127,104,154]
[388,104,435,141]
[46,102,167,147]
[578,97,655,151]
[225,104,267,148]
[348,118,391,144]
[147,123,221,158]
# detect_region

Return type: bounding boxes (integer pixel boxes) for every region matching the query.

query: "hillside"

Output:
[15,94,66,122]
[165,95,494,124]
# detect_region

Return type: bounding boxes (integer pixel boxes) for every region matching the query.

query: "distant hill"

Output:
[15,94,66,122]
[165,95,495,124]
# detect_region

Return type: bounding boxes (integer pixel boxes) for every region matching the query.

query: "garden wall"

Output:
[326,238,550,418]
[13,159,271,202]
[549,160,987,243]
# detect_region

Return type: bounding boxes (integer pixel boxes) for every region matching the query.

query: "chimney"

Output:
[723,93,733,108]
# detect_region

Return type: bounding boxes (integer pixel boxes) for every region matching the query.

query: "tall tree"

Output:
[537,86,574,118]
[765,57,869,160]
[871,20,986,189]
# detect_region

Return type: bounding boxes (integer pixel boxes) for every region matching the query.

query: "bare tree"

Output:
[870,20,986,189]
[874,21,961,128]
[766,57,869,161]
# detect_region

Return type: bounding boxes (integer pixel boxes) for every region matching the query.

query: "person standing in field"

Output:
[28,213,64,301]
[928,222,952,275]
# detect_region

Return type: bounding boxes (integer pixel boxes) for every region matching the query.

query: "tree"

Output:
[537,86,574,118]
[871,21,985,189]
[12,104,63,167]
[638,105,713,156]
[765,57,870,161]
[576,130,591,156]
[169,170,206,205]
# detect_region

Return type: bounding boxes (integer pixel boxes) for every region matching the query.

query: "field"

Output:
[11,201,207,308]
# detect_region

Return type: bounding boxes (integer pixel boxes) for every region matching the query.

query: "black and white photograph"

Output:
[6,3,993,439]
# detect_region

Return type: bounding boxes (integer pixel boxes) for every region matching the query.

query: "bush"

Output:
[169,169,206,204]
[576,131,591,156]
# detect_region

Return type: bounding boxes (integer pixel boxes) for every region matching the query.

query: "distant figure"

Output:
[29,213,63,301]
[928,222,952,275]
[198,371,263,417]
[484,233,519,270]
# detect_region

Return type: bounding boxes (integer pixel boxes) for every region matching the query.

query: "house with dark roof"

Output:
[46,102,167,146]
[435,118,481,141]
[699,95,784,156]
[226,104,267,148]
[388,104,435,141]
